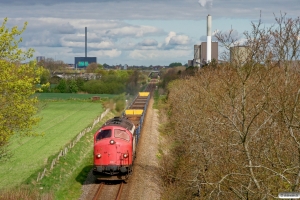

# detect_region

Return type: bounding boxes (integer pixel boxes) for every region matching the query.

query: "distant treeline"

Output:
[39,70,147,95]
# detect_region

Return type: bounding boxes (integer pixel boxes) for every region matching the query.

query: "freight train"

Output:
[92,89,151,181]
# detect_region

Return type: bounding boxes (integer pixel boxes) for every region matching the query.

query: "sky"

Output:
[0,0,299,66]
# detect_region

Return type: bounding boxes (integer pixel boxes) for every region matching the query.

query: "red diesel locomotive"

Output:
[93,92,150,181]
[93,117,136,180]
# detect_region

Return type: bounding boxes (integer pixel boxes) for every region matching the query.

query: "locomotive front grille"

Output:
[94,165,129,172]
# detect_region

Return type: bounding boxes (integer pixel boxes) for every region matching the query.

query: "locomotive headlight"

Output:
[110,140,115,144]
[96,154,101,158]
[123,153,129,158]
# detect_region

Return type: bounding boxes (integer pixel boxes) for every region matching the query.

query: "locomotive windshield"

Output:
[96,129,111,141]
[114,129,130,141]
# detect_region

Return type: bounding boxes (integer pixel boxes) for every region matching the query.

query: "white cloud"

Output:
[129,49,191,62]
[105,25,162,38]
[198,0,213,8]
[138,39,158,47]
[169,35,190,45]
[165,32,190,45]
[89,41,115,49]
[92,49,122,58]
[165,32,176,44]
[233,38,247,46]
[60,38,115,49]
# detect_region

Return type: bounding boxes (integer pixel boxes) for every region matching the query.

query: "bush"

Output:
[113,93,126,113]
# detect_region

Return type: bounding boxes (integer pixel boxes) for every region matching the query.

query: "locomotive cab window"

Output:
[114,129,130,141]
[96,129,112,141]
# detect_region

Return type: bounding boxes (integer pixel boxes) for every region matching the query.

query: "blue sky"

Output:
[0,0,299,66]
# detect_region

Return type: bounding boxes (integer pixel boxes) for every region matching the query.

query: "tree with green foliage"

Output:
[75,77,85,91]
[56,79,67,93]
[0,18,34,62]
[67,79,78,93]
[168,62,182,68]
[40,68,51,84]
[0,18,43,161]
[97,63,103,69]
[126,70,140,95]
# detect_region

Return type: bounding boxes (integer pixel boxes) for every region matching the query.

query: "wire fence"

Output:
[36,108,110,182]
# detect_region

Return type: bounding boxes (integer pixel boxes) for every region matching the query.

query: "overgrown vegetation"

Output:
[0,185,53,200]
[158,66,195,92]
[159,13,300,199]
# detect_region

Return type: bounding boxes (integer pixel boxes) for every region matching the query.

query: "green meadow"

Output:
[0,94,109,189]
[35,93,116,101]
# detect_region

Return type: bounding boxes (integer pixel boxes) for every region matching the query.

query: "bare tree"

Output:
[86,62,98,73]
[159,13,300,199]
[37,58,68,74]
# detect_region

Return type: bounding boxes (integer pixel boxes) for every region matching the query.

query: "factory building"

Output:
[191,42,218,67]
[189,15,218,67]
[230,46,250,65]
[74,27,97,69]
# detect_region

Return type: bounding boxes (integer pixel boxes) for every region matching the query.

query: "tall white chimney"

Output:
[207,14,212,63]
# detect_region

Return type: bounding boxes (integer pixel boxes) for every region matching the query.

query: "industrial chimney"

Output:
[85,27,87,57]
[207,14,212,63]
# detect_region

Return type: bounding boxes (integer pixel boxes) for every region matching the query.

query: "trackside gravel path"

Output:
[125,97,161,200]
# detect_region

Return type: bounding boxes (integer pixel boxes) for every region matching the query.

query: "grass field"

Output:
[31,111,116,200]
[35,93,116,101]
[0,99,105,189]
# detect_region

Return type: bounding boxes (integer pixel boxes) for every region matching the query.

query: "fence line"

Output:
[36,108,110,182]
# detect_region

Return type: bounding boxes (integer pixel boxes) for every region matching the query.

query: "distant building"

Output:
[194,45,201,67]
[230,46,250,65]
[36,56,45,62]
[192,42,218,67]
[200,42,218,63]
[74,57,97,69]
[188,60,194,67]
[67,64,75,69]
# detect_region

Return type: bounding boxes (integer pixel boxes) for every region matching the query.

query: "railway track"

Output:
[144,79,157,93]
[84,80,158,200]
[92,181,124,200]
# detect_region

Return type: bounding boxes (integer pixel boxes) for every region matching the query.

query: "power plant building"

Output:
[230,46,250,65]
[190,14,218,67]
[200,42,218,63]
[74,27,97,69]
[192,42,218,67]
[75,57,97,69]
[194,45,201,66]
